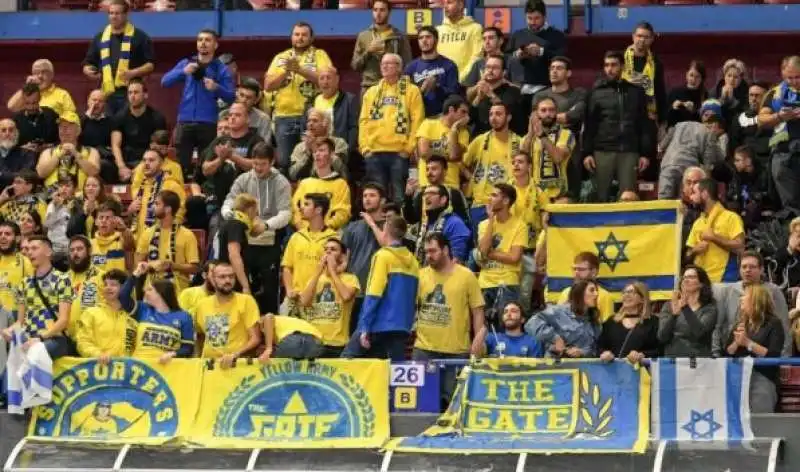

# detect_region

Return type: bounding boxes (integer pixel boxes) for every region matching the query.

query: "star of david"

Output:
[681,409,722,440]
[594,232,629,272]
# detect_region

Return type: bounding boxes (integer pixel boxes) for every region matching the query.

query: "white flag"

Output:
[652,358,754,442]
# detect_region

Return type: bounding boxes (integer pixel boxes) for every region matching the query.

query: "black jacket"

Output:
[729,109,771,160]
[506,26,567,87]
[582,78,653,158]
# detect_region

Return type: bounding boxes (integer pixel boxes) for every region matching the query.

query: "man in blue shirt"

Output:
[478,300,543,357]
[404,26,460,117]
[161,29,235,179]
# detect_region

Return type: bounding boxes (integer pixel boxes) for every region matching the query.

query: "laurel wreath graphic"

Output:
[338,372,376,438]
[213,374,256,437]
[578,371,614,437]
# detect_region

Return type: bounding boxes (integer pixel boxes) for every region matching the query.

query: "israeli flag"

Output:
[651,358,754,442]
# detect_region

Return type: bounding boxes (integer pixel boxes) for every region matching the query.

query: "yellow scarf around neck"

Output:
[623,46,656,115]
[234,210,254,233]
[100,22,135,95]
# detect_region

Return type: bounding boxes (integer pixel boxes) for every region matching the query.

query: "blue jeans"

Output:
[364,153,409,204]
[341,330,408,361]
[275,333,323,359]
[275,116,305,173]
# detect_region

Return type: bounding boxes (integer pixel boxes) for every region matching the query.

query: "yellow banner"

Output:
[190,359,390,449]
[545,200,682,303]
[28,358,201,445]
[406,9,433,35]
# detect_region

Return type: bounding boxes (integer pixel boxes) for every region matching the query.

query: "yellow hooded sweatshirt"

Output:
[292,173,352,231]
[437,16,484,83]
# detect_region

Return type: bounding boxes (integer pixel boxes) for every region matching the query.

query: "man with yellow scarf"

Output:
[82,0,154,116]
[128,149,185,240]
[359,53,424,205]
[36,111,101,197]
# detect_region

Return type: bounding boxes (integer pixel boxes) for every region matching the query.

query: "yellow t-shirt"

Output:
[557,285,616,323]
[178,285,213,321]
[131,159,184,194]
[133,176,186,239]
[415,264,484,354]
[281,228,339,293]
[267,48,333,118]
[686,202,745,283]
[477,215,529,289]
[135,225,199,294]
[0,253,31,316]
[76,305,137,358]
[313,92,338,129]
[464,131,521,207]
[44,145,94,193]
[40,84,77,118]
[510,180,549,249]
[303,272,360,347]
[195,293,261,358]
[91,232,126,273]
[273,315,323,343]
[530,127,575,200]
[416,118,470,189]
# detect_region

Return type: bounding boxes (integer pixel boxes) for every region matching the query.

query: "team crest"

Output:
[213,361,376,440]
[32,359,179,439]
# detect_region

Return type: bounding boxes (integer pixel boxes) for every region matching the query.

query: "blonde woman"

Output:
[725,284,785,413]
[599,282,659,365]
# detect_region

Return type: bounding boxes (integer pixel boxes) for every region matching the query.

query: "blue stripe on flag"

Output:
[29,364,52,390]
[548,275,675,293]
[659,359,678,439]
[8,390,21,407]
[726,359,744,440]
[548,209,676,228]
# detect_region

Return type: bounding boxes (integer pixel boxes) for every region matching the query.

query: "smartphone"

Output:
[408,168,419,181]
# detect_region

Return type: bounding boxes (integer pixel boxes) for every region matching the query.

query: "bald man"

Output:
[312,67,359,164]
[0,119,36,189]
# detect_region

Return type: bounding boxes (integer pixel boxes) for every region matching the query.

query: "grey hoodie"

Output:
[659,121,723,170]
[222,167,291,245]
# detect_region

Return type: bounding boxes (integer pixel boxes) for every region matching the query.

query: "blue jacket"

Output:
[161,57,235,124]
[431,213,471,263]
[404,55,460,117]
[525,304,601,357]
[357,245,420,334]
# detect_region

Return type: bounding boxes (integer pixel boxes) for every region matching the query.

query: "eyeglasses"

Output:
[622,288,639,296]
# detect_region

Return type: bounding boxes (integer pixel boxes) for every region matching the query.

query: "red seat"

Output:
[191,229,208,264]
[764,0,800,3]
[637,181,658,201]
[339,0,368,8]
[714,0,752,3]
[390,0,420,8]
[617,0,657,5]
[664,0,706,4]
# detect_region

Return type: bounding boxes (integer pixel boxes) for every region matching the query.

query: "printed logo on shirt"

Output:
[381,97,399,106]
[418,283,451,327]
[311,283,341,321]
[33,358,179,439]
[412,67,445,85]
[205,314,231,348]
[140,325,180,351]
[440,31,468,43]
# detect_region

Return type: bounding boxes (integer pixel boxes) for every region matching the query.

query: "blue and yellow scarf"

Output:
[100,22,135,95]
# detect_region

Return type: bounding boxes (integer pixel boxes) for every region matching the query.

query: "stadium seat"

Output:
[390,0,421,8]
[31,0,66,9]
[192,229,208,264]
[663,0,706,4]
[713,0,753,4]
[779,366,800,412]
[617,0,657,5]
[339,0,368,8]
[763,0,800,3]
[107,184,133,204]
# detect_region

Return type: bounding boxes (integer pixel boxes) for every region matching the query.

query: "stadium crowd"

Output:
[1,0,800,414]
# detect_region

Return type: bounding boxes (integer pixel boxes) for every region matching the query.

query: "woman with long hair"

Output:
[121,262,195,364]
[19,210,43,240]
[599,281,659,365]
[725,284,785,413]
[67,175,114,238]
[658,265,718,357]
[526,280,602,358]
